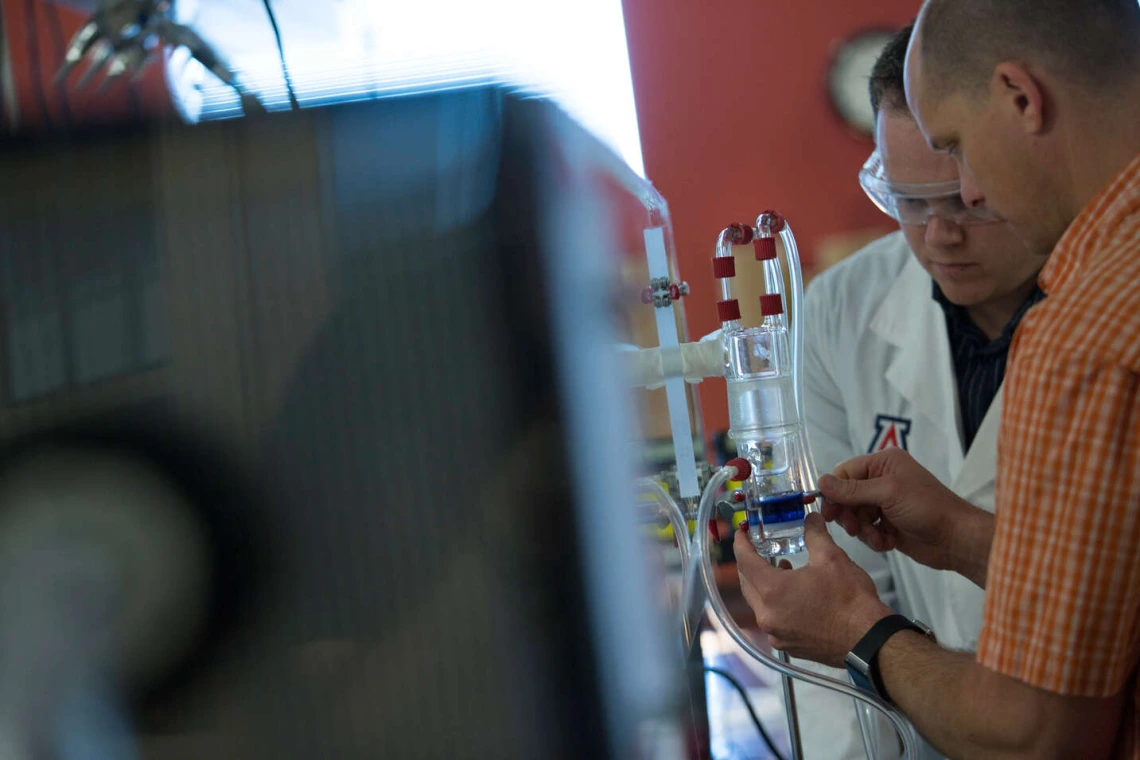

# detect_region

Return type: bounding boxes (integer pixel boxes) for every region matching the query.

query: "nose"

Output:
[958,168,986,209]
[925,216,965,247]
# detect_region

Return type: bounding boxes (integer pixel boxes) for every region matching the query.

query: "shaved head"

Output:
[916,0,1140,98]
[906,0,1140,180]
[906,0,1140,261]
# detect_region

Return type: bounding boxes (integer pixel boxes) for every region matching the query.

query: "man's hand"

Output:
[735,513,893,668]
[817,448,993,585]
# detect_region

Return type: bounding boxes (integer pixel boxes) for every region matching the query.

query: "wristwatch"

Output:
[845,614,936,703]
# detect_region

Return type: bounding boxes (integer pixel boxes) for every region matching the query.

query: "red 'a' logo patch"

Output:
[867,415,912,453]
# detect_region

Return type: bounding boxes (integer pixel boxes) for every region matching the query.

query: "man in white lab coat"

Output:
[791,24,1046,759]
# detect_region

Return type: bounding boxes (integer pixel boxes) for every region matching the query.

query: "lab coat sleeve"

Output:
[802,278,897,609]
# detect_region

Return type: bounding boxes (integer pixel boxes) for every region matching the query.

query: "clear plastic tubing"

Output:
[715,229,733,302]
[639,478,691,581]
[695,464,920,759]
[640,477,700,651]
[714,227,741,331]
[775,221,821,493]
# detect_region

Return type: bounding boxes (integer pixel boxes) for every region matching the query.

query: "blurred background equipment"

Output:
[0,87,684,759]
[0,413,260,760]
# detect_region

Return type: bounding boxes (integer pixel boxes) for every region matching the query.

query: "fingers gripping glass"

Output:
[858,150,1001,227]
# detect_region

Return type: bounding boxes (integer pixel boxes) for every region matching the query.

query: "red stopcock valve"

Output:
[726,457,751,481]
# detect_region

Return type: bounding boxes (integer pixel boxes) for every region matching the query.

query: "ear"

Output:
[991,62,1047,135]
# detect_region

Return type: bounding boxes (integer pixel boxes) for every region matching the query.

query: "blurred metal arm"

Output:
[53,0,264,113]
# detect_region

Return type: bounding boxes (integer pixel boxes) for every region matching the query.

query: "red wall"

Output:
[623,0,918,437]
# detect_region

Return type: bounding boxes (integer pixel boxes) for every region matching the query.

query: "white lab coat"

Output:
[792,232,998,760]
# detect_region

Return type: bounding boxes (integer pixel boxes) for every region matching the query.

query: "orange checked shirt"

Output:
[978,152,1140,758]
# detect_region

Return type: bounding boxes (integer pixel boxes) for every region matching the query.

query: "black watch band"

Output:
[845,614,935,703]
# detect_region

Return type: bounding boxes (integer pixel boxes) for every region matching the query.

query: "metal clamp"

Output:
[641,277,690,308]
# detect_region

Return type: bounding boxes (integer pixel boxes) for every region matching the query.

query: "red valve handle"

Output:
[726,457,751,481]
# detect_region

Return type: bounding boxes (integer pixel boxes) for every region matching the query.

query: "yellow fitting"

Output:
[648,520,697,542]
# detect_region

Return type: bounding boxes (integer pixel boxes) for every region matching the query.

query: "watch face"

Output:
[827,30,897,138]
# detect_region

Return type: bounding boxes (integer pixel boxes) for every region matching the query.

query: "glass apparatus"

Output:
[700,211,920,759]
[713,211,819,557]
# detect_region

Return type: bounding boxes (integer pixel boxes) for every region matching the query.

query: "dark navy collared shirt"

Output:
[933,283,1046,451]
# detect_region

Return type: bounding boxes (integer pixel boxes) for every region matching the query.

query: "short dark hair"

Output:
[869,23,915,121]
[918,0,1140,96]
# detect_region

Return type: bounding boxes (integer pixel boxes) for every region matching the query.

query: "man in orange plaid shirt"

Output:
[733,1,1140,757]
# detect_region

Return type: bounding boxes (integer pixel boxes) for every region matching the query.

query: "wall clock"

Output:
[827,29,898,139]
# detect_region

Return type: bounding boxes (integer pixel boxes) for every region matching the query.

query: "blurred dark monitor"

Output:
[0,88,683,759]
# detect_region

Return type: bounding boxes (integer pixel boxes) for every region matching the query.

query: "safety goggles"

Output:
[858,150,1002,227]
